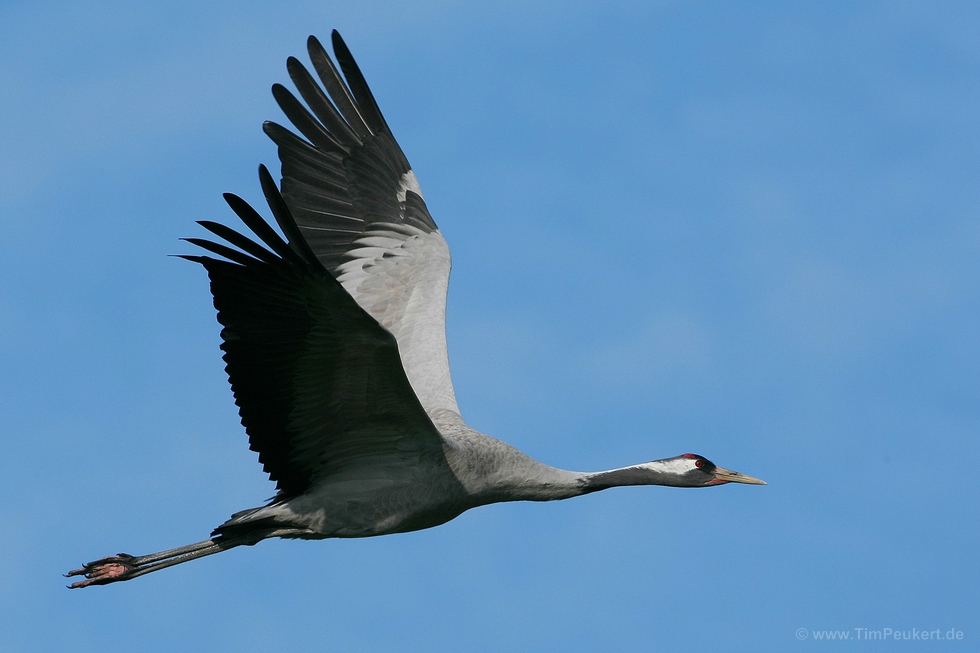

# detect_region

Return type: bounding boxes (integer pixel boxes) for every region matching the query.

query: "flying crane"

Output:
[67,31,765,588]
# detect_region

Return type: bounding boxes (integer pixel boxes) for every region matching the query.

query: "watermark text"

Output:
[796,627,965,641]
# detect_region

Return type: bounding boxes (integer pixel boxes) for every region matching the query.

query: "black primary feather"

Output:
[183,171,445,498]
[263,30,438,280]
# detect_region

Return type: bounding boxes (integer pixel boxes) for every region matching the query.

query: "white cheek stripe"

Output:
[637,458,698,475]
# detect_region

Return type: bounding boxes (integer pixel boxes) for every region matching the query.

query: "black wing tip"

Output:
[222,193,254,218]
[306,34,328,62]
[285,56,305,78]
[262,120,286,139]
[262,120,295,144]
[257,164,281,201]
[257,164,321,267]
[262,120,281,137]
[330,31,353,65]
[331,31,359,73]
[183,237,261,266]
[173,253,212,265]
[220,191,300,264]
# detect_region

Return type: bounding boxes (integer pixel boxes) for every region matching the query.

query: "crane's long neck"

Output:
[483,458,695,503]
[582,460,691,492]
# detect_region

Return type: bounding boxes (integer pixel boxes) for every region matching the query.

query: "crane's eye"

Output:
[694,459,703,468]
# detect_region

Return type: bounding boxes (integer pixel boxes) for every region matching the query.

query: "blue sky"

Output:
[1,1,977,650]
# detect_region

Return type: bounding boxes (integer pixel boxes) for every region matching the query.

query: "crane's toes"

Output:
[65,554,137,588]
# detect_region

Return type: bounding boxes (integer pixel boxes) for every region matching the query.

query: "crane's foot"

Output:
[65,554,138,588]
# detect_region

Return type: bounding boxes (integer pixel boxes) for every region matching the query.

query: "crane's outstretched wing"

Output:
[264,31,458,416]
[180,166,448,499]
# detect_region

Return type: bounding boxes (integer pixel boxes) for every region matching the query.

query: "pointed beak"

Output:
[708,466,767,486]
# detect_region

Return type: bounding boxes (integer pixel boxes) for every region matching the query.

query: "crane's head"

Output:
[639,453,766,487]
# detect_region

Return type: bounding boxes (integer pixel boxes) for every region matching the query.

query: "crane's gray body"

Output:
[219,409,587,539]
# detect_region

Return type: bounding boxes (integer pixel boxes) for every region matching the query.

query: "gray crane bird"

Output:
[67,31,765,589]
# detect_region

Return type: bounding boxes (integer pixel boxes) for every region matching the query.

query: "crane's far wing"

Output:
[180,167,449,499]
[265,31,459,417]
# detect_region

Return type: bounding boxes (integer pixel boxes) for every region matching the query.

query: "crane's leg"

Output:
[65,527,309,588]
[65,539,229,588]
